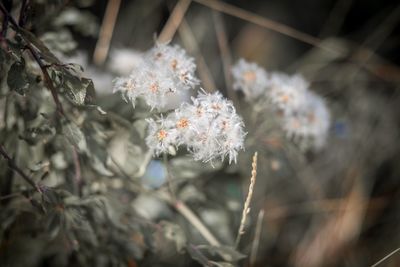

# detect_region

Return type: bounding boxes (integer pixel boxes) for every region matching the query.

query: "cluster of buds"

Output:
[113,43,199,110]
[146,90,246,164]
[232,59,331,149]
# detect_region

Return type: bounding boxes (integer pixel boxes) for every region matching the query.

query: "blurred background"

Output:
[1,0,400,266]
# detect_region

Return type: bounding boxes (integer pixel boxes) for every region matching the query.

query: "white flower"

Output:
[147,43,199,90]
[113,43,199,110]
[113,62,178,110]
[145,90,246,164]
[112,76,137,103]
[282,91,330,149]
[267,72,309,115]
[231,59,270,100]
[145,117,178,156]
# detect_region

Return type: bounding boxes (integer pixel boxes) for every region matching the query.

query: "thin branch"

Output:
[1,8,8,38]
[18,0,29,27]
[27,44,65,117]
[371,247,400,267]
[72,146,82,196]
[93,0,121,66]
[212,11,237,103]
[350,4,400,80]
[0,2,65,117]
[235,151,258,248]
[0,144,42,194]
[158,0,191,43]
[159,191,221,247]
[163,153,176,202]
[319,0,353,38]
[0,191,23,201]
[0,2,18,27]
[174,199,221,247]
[193,0,339,55]
[178,18,217,91]
[249,209,264,267]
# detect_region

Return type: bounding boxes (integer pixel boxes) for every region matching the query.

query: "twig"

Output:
[158,0,191,43]
[371,247,400,267]
[26,44,65,117]
[211,11,237,103]
[235,151,258,248]
[0,144,42,194]
[0,0,11,38]
[319,0,353,38]
[71,146,82,196]
[0,192,23,201]
[1,4,84,200]
[174,199,221,247]
[0,2,18,30]
[193,0,339,55]
[158,191,221,247]
[163,153,176,202]
[249,209,264,267]
[350,4,400,80]
[18,0,29,27]
[178,18,217,91]
[93,0,121,66]
[0,2,65,117]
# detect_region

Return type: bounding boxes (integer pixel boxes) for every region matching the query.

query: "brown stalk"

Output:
[177,18,217,91]
[158,0,192,43]
[212,10,238,103]
[93,0,121,66]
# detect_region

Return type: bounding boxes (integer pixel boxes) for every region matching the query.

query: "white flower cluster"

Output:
[231,59,269,100]
[282,90,330,149]
[113,43,199,110]
[232,59,331,149]
[146,90,246,164]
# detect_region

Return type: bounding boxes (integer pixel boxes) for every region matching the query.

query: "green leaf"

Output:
[7,60,30,95]
[16,29,61,64]
[52,66,96,106]
[62,121,87,152]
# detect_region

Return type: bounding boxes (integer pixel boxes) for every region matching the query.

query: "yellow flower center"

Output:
[157,130,168,140]
[177,118,189,129]
[243,71,256,82]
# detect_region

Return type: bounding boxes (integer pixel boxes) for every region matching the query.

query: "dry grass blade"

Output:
[371,247,400,267]
[174,200,221,247]
[178,18,217,91]
[319,0,353,38]
[250,209,265,267]
[156,190,221,247]
[158,0,192,43]
[193,0,339,55]
[212,10,238,103]
[93,0,121,66]
[350,4,400,79]
[235,151,258,248]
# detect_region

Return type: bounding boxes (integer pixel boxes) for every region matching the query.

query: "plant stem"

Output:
[0,144,42,194]
[18,0,28,27]
[163,153,176,202]
[0,2,65,117]
[26,43,65,117]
